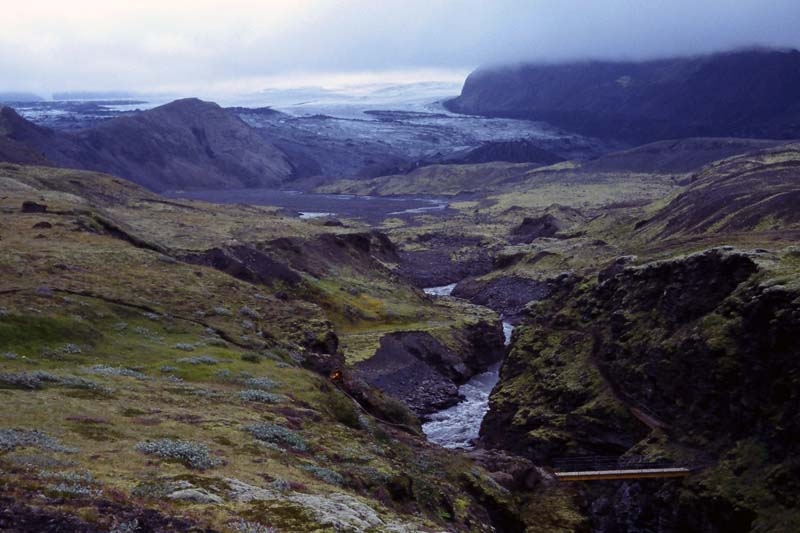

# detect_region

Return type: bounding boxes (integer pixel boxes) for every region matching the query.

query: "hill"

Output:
[0,99,294,192]
[637,142,800,239]
[446,49,800,144]
[581,137,787,174]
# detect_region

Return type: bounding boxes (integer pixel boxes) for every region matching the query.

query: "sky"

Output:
[2,0,800,97]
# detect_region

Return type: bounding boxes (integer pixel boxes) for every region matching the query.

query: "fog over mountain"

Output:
[3,0,800,96]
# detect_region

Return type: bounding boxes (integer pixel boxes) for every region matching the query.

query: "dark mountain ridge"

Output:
[446,48,800,144]
[0,98,294,191]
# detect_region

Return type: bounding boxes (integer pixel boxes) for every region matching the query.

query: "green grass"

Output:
[0,315,98,356]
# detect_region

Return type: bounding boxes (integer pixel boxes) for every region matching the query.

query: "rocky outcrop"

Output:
[399,234,494,288]
[452,275,555,319]
[354,332,462,414]
[446,49,800,143]
[355,320,505,415]
[481,247,800,531]
[266,231,399,280]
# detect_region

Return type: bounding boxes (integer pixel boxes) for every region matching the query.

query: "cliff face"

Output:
[446,49,800,143]
[481,248,800,531]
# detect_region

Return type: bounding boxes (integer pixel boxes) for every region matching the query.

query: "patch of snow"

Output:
[423,283,456,296]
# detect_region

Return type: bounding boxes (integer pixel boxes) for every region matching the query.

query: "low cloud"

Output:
[2,0,799,95]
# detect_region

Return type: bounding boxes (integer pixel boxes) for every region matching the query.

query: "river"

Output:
[163,189,451,224]
[422,317,514,449]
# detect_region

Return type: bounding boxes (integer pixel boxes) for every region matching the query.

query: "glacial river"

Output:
[164,189,451,224]
[422,280,514,448]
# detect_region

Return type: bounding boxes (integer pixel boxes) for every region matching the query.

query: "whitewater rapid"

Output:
[423,283,457,296]
[422,319,514,449]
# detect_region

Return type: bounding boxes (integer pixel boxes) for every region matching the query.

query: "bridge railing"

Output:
[552,455,677,472]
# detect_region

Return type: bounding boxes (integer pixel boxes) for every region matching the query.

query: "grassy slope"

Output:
[0,165,581,531]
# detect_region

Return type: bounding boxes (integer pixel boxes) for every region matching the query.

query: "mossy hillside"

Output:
[635,142,800,240]
[2,165,569,530]
[1,164,502,367]
[0,305,541,531]
[316,160,678,204]
[483,247,800,530]
[316,161,545,196]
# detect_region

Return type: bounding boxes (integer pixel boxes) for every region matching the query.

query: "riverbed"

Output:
[164,189,452,224]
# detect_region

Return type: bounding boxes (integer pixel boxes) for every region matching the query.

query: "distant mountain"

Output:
[0,98,294,191]
[70,98,294,191]
[0,106,76,161]
[446,49,800,144]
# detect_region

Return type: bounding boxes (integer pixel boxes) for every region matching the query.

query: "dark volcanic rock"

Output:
[300,350,345,376]
[399,234,494,287]
[355,332,463,415]
[266,230,399,280]
[452,275,553,319]
[509,214,563,243]
[355,321,505,415]
[21,201,47,213]
[446,49,800,143]
[466,448,542,491]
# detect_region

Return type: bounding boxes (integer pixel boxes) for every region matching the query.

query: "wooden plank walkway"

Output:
[551,455,694,481]
[554,467,690,481]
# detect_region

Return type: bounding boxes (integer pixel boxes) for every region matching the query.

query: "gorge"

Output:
[2,44,800,532]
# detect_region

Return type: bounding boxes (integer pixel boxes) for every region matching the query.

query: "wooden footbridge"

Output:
[552,456,693,481]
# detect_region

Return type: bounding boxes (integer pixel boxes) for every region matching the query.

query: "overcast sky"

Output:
[3,0,800,96]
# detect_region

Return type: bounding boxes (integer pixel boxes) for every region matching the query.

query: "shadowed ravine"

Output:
[422,320,514,448]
